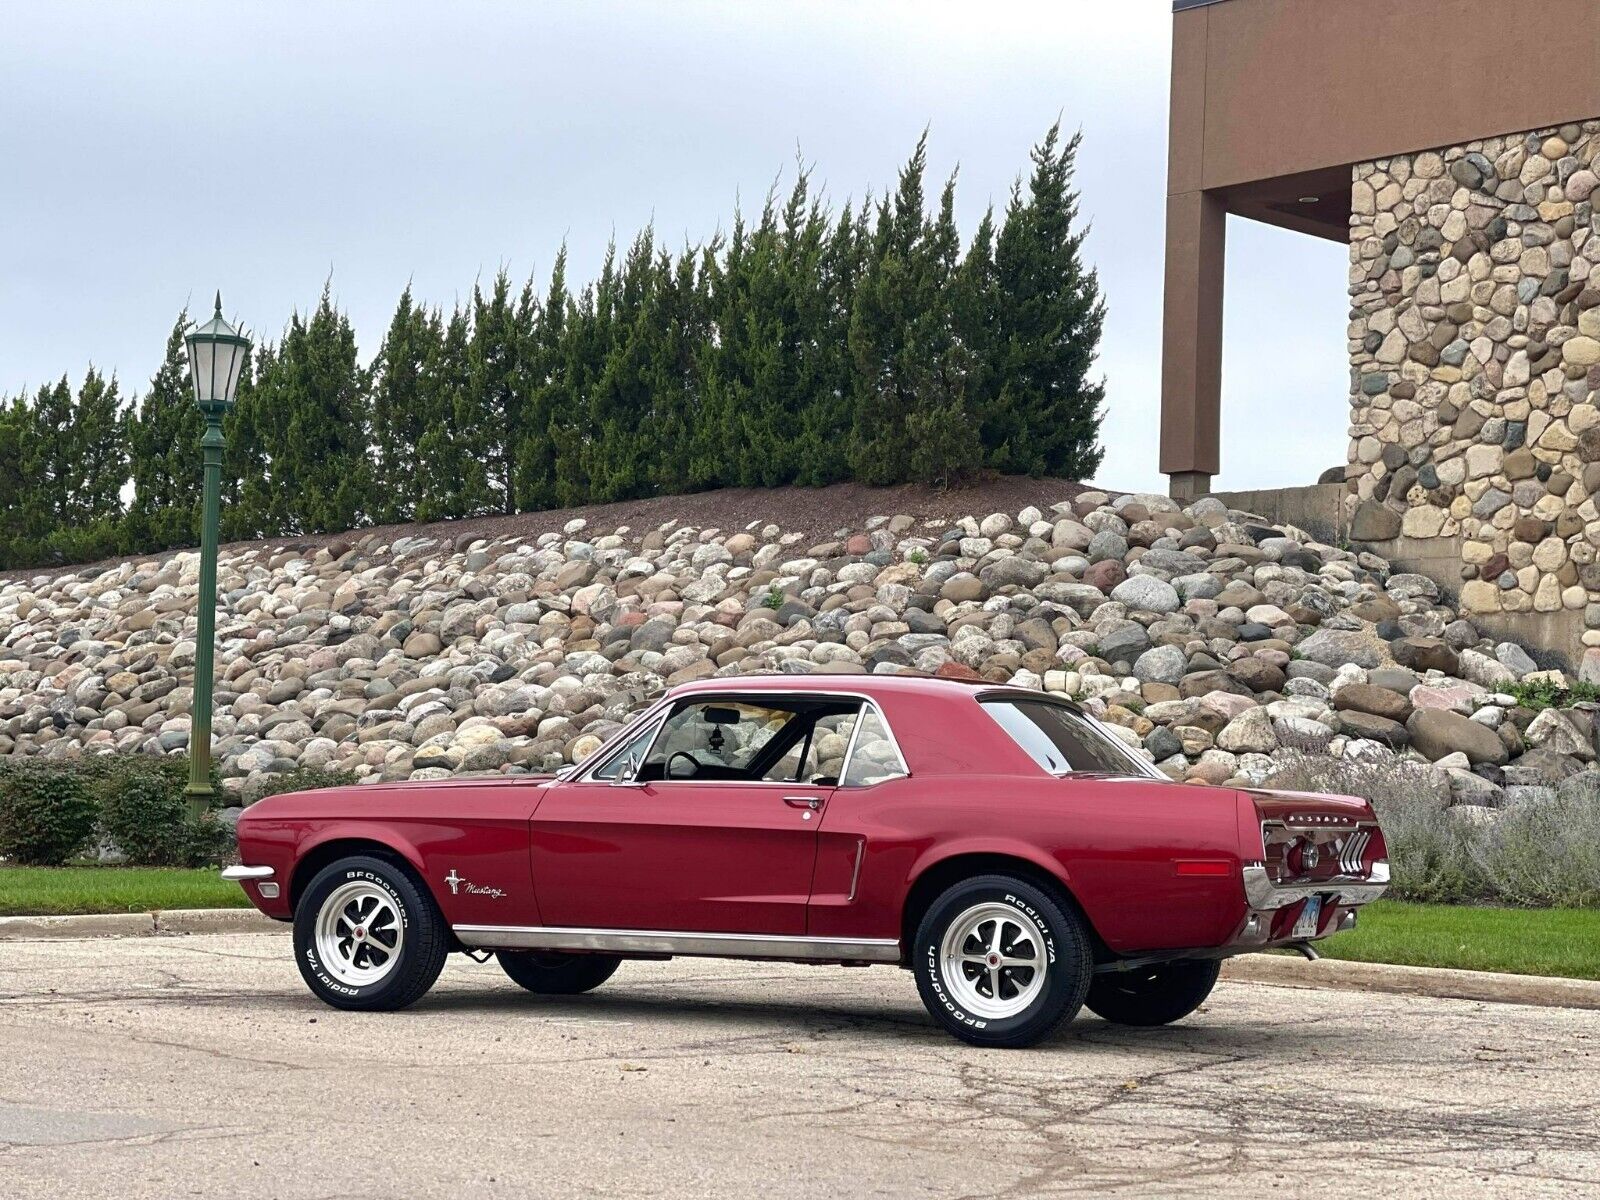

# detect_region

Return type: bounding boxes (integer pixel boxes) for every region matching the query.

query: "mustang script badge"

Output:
[444,869,506,899]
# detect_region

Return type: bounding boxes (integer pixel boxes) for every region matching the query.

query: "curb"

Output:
[1222,953,1600,1011]
[0,908,282,941]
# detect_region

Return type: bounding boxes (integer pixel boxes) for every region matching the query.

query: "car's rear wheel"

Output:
[495,950,621,995]
[912,874,1092,1048]
[294,855,448,1011]
[1085,959,1221,1026]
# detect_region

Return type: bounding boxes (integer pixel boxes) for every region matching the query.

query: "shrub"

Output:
[0,761,101,866]
[1505,678,1600,712]
[246,766,359,804]
[1260,754,1486,904]
[1473,787,1600,908]
[93,756,230,868]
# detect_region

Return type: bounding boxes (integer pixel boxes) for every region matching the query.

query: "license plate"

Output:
[1292,897,1322,939]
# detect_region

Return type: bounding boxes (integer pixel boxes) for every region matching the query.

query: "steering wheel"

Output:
[666,751,703,780]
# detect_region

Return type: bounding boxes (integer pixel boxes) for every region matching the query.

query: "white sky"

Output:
[0,0,1349,494]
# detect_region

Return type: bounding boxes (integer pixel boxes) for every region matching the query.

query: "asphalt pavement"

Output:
[1,930,1596,1198]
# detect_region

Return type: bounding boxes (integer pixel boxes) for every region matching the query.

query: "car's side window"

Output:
[841,706,908,787]
[645,701,795,781]
[587,716,663,781]
[761,709,859,784]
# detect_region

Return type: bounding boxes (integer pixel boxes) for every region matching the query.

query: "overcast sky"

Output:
[0,1,1349,494]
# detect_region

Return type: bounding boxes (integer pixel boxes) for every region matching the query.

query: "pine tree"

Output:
[68,366,128,527]
[370,286,440,524]
[986,122,1107,478]
[126,311,203,550]
[260,285,375,533]
[512,249,570,512]
[414,303,485,522]
[222,344,273,542]
[469,270,537,513]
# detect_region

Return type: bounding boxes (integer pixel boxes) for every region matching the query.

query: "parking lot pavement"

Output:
[1,932,1596,1199]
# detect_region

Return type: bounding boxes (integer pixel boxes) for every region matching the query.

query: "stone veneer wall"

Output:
[1345,120,1600,653]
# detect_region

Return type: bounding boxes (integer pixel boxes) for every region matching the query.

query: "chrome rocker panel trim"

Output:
[453,924,902,963]
[1242,861,1390,909]
[221,865,276,881]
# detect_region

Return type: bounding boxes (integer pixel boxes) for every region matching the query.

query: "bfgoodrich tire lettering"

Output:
[293,855,449,1012]
[913,873,1092,1048]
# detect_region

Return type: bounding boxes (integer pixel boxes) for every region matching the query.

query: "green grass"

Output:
[0,866,251,917]
[1316,900,1600,981]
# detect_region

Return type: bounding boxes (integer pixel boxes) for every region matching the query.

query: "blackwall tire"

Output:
[495,951,622,995]
[912,874,1092,1049]
[1085,959,1221,1027]
[293,855,449,1012]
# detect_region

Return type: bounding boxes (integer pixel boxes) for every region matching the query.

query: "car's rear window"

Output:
[982,699,1148,776]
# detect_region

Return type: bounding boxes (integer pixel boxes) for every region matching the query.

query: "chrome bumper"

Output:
[221,865,278,899]
[1242,862,1389,910]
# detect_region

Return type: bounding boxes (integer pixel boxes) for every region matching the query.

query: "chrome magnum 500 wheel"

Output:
[294,855,448,1011]
[913,874,1091,1048]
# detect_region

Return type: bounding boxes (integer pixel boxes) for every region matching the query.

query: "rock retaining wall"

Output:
[3,492,1598,826]
[1346,119,1600,672]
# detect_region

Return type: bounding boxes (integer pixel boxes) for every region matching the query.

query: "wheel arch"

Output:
[899,850,1111,967]
[289,836,432,915]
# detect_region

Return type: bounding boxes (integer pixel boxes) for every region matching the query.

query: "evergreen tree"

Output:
[469,270,537,513]
[370,286,440,524]
[259,285,375,533]
[512,249,570,512]
[985,122,1106,478]
[125,311,203,550]
[414,303,485,522]
[222,344,272,542]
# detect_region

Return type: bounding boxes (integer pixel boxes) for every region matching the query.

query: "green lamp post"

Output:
[182,293,251,816]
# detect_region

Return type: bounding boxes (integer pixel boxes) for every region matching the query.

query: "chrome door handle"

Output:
[783,795,821,810]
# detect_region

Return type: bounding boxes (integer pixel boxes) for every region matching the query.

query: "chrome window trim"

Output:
[838,698,910,788]
[577,689,912,788]
[975,692,1163,781]
[453,923,900,963]
[574,698,673,783]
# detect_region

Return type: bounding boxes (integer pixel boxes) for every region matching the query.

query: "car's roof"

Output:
[666,672,1052,704]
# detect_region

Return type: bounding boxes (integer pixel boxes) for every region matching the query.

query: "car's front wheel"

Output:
[293,855,449,1011]
[1085,959,1221,1026]
[496,950,621,995]
[912,874,1092,1048]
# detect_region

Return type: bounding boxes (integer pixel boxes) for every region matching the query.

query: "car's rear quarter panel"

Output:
[818,687,1250,955]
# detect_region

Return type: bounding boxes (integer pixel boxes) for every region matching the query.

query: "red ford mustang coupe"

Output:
[226,675,1388,1047]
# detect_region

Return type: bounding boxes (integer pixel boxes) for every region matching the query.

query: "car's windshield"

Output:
[982,698,1159,779]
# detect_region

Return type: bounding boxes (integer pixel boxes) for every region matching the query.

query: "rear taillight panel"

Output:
[1261,819,1381,884]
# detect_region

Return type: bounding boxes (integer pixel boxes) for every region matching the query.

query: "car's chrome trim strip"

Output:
[452,924,901,962]
[1242,861,1389,909]
[221,865,275,881]
[846,838,866,903]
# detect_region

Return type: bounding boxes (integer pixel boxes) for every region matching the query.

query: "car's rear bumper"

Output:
[1241,861,1390,910]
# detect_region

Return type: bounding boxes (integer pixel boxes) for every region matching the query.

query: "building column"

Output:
[1160,189,1226,501]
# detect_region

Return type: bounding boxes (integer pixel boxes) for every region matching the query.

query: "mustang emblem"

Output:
[444,870,504,899]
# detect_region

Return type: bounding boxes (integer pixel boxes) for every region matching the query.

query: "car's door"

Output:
[529,696,861,935]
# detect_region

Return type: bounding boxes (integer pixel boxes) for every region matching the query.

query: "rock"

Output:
[1216,707,1278,754]
[1110,576,1180,614]
[1333,683,1412,722]
[1350,500,1402,541]
[1406,708,1509,766]
[1391,637,1459,676]
[1132,645,1187,686]
[1295,629,1383,670]
[1524,709,1595,761]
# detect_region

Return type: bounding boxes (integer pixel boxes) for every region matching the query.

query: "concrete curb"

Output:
[0,908,282,941]
[1222,953,1600,1011]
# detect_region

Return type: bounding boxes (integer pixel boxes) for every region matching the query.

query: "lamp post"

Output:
[183,293,251,816]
